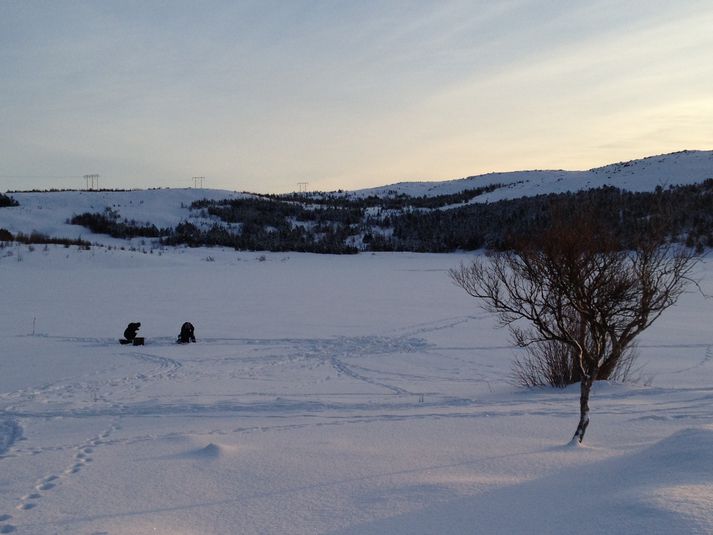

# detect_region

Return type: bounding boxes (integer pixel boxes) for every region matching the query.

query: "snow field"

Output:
[355,150,713,202]
[0,246,712,534]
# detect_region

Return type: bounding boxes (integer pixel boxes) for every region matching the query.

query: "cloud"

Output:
[1,0,712,192]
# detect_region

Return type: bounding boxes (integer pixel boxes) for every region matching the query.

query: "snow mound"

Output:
[183,442,238,460]
[339,427,713,534]
[636,426,713,470]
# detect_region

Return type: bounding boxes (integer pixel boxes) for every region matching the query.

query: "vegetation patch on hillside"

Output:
[68,180,713,253]
[69,208,170,239]
[0,193,19,207]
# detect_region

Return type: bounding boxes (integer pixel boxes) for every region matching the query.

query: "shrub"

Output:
[14,232,91,247]
[0,194,19,207]
[70,209,168,238]
[512,340,640,388]
[450,212,698,443]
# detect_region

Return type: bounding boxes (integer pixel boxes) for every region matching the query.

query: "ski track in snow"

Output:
[0,336,181,405]
[3,327,713,422]
[383,314,490,338]
[121,350,183,380]
[3,310,713,533]
[0,329,481,422]
[330,355,411,395]
[0,325,466,533]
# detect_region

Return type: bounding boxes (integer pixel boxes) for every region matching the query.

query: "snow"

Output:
[354,149,713,202]
[342,427,713,534]
[0,188,245,244]
[1,154,713,534]
[1,244,712,534]
[2,150,712,247]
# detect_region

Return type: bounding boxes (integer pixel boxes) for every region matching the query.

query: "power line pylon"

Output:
[83,174,99,190]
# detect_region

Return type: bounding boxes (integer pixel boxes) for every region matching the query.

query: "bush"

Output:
[450,211,697,443]
[512,340,640,388]
[0,193,19,207]
[14,232,91,247]
[70,209,168,238]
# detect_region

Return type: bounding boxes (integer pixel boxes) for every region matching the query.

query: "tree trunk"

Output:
[572,374,593,443]
[595,357,616,380]
[596,349,620,380]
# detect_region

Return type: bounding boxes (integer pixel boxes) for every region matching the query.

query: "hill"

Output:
[1,150,712,253]
[353,149,713,201]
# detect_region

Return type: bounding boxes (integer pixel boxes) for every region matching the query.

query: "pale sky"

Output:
[1,0,712,193]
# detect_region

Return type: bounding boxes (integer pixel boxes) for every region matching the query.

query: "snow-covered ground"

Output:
[1,151,713,534]
[1,245,712,534]
[355,149,713,202]
[0,188,245,244]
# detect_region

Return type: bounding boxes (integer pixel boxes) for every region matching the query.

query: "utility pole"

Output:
[192,176,205,188]
[297,182,309,193]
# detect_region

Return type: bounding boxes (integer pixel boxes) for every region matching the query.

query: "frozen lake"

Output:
[1,245,712,534]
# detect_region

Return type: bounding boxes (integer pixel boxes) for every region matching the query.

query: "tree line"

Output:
[69,208,169,239]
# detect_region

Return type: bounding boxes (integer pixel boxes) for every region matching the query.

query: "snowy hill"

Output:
[1,150,712,248]
[353,149,713,202]
[0,188,245,244]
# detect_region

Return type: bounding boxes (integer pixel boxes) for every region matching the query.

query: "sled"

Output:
[119,337,145,346]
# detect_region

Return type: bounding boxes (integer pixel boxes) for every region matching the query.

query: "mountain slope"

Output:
[1,150,712,248]
[0,188,245,244]
[353,150,713,202]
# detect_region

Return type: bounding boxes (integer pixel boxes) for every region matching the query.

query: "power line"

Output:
[0,175,83,179]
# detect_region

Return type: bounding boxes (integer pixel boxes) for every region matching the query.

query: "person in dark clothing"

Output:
[177,322,196,344]
[121,322,141,344]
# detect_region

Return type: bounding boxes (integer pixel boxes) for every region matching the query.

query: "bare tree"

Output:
[450,218,698,443]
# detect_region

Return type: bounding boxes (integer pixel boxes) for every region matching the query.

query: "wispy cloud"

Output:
[1,0,712,192]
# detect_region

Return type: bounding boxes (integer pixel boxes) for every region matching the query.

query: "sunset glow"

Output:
[2,1,712,192]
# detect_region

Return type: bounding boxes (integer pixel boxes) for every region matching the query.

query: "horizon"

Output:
[2,1,713,194]
[3,148,710,195]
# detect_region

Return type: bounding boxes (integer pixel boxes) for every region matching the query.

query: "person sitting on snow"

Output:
[121,322,141,344]
[177,322,196,344]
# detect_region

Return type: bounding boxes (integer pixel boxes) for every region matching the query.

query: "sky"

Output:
[1,0,712,194]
